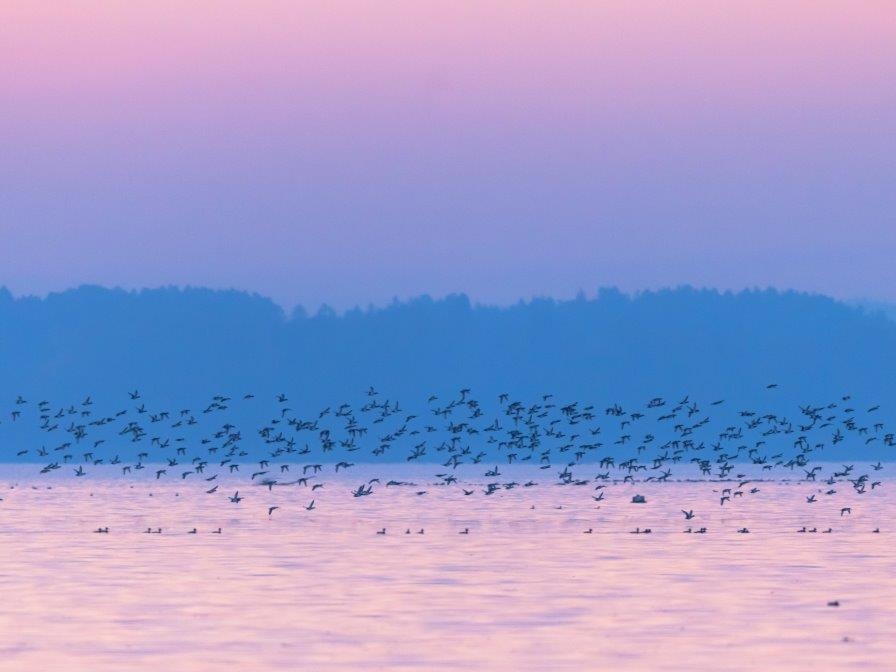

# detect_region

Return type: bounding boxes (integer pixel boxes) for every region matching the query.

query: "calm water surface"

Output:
[0,468,892,671]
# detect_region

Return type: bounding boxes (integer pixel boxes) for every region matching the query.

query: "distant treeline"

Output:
[1,285,895,450]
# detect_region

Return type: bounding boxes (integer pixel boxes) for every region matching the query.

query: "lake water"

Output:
[0,467,892,671]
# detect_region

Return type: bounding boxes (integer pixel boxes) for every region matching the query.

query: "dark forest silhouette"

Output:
[2,285,894,460]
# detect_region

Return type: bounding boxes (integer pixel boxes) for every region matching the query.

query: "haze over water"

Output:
[0,468,892,671]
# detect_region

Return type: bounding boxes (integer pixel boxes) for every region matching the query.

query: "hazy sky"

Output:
[2,1,895,309]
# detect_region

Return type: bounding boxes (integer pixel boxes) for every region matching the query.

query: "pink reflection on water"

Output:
[0,470,892,671]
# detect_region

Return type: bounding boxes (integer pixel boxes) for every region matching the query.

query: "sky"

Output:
[1,1,895,310]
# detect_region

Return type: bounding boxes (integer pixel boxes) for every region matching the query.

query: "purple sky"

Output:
[2,2,895,310]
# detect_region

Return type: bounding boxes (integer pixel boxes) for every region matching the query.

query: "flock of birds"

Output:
[1,385,890,535]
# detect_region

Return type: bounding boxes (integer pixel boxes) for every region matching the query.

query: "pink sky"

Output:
[2,2,895,308]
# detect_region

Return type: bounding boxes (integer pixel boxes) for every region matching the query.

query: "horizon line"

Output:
[2,282,894,318]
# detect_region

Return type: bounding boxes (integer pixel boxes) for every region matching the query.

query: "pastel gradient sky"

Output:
[2,1,895,309]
